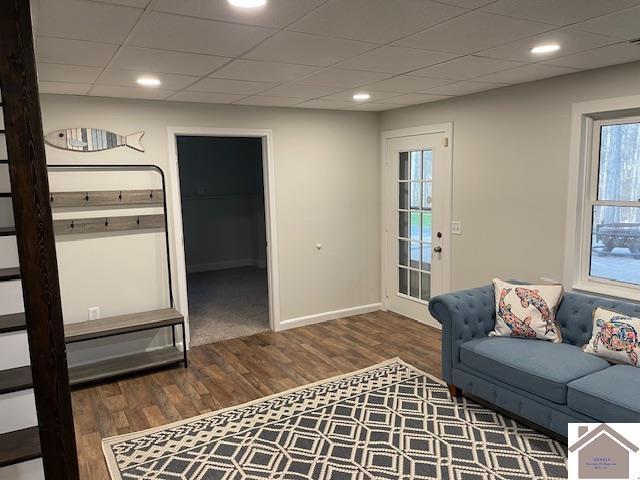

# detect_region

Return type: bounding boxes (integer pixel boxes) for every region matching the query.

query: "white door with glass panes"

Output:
[384,132,451,327]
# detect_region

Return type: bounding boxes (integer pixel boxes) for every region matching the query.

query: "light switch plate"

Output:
[88,307,100,320]
[451,221,462,235]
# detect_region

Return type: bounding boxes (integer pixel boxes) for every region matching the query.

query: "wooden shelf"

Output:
[0,226,16,237]
[0,267,20,282]
[50,189,164,208]
[69,346,184,387]
[53,214,164,235]
[0,427,41,468]
[65,308,183,344]
[0,312,26,334]
[0,366,32,395]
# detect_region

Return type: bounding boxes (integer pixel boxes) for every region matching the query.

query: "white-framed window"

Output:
[567,103,640,300]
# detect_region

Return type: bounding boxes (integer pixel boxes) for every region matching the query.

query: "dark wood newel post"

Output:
[0,1,80,479]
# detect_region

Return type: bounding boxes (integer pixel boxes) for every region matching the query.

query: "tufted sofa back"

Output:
[556,291,640,346]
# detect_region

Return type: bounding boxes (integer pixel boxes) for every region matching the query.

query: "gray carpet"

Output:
[186,267,269,347]
[103,359,568,480]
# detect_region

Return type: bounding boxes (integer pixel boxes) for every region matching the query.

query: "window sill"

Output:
[571,281,640,302]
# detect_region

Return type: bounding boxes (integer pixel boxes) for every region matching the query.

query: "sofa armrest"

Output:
[428,284,496,384]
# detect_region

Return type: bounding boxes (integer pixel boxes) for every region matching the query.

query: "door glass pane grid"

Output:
[398,149,433,302]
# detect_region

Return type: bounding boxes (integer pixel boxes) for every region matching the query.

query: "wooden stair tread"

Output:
[0,427,41,468]
[65,308,183,343]
[0,366,32,395]
[69,346,184,387]
[0,312,26,334]
[0,226,16,236]
[0,267,20,281]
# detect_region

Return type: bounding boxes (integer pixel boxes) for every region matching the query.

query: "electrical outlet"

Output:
[451,221,462,235]
[88,307,100,321]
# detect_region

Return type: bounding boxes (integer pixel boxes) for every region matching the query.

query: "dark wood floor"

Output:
[71,310,441,479]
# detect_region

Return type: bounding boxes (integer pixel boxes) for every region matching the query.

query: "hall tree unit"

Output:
[48,166,187,387]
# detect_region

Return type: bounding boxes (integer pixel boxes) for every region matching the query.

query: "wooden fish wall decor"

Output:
[45,128,145,152]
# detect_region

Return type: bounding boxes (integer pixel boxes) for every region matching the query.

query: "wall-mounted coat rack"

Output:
[49,189,164,207]
[53,214,164,235]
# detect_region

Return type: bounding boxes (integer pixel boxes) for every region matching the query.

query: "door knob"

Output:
[433,246,442,253]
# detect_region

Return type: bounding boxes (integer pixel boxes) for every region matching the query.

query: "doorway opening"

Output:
[176,136,269,346]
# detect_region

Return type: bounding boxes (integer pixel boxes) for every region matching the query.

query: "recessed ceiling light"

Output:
[228,0,267,8]
[137,77,161,87]
[530,43,560,54]
[353,93,370,101]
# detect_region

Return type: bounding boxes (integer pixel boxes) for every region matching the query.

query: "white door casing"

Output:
[381,125,453,328]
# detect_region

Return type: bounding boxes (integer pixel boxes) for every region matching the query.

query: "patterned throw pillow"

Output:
[491,278,564,342]
[583,307,640,367]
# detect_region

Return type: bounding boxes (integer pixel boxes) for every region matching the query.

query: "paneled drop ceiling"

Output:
[35,0,640,111]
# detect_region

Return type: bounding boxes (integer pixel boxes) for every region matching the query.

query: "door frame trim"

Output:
[166,127,280,346]
[380,123,453,323]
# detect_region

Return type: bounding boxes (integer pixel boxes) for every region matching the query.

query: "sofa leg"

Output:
[448,383,462,398]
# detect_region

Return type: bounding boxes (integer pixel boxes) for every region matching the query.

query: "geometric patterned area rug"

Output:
[103,358,568,479]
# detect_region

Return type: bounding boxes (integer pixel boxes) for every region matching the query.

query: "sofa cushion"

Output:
[567,365,640,422]
[459,337,610,404]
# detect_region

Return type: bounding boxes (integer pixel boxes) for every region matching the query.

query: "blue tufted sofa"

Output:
[428,284,640,438]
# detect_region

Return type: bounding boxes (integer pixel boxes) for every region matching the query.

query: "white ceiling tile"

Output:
[153,0,324,28]
[87,0,150,7]
[39,0,142,43]
[89,85,175,100]
[129,12,277,57]
[39,82,92,95]
[362,75,453,93]
[187,78,275,95]
[294,99,356,109]
[544,42,640,69]
[244,31,375,67]
[394,11,553,54]
[289,0,467,44]
[260,84,344,99]
[337,46,459,74]
[412,55,524,80]
[480,0,640,26]
[347,102,406,111]
[211,60,319,83]
[112,47,231,76]
[571,6,640,40]
[475,63,578,83]
[379,93,452,105]
[96,69,200,90]
[295,68,392,88]
[36,37,119,67]
[478,28,621,63]
[37,63,103,84]
[423,80,506,95]
[319,90,402,102]
[168,91,246,104]
[234,96,302,107]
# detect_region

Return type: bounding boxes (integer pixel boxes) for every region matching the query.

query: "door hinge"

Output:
[443,137,449,147]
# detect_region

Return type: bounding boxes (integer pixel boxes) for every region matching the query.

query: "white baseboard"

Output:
[187,258,265,273]
[278,303,382,331]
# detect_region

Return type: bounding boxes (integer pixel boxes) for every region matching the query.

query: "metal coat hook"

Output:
[84,192,89,202]
[70,220,75,229]
[136,217,140,225]
[118,191,123,201]
[104,218,109,227]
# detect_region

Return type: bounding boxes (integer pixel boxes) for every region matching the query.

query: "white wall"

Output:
[40,96,381,340]
[177,136,266,272]
[381,61,640,291]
